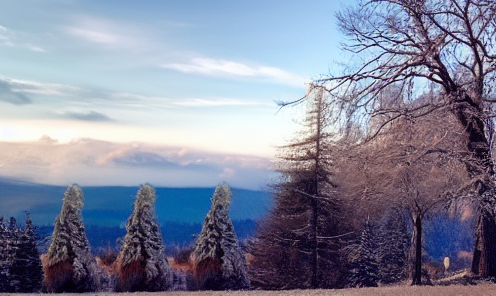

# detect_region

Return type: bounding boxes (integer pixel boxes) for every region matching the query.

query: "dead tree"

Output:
[281,0,496,277]
[341,110,471,285]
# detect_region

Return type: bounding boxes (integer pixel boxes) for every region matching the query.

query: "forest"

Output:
[1,0,496,293]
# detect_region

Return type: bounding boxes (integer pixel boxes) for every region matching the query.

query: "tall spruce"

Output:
[250,86,346,289]
[378,208,410,285]
[42,184,99,292]
[0,217,8,292]
[115,184,172,292]
[192,183,249,290]
[347,220,379,288]
[9,212,43,292]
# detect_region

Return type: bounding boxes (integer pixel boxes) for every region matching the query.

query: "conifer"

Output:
[377,208,410,284]
[0,217,8,292]
[347,220,379,288]
[9,212,43,292]
[42,184,99,292]
[116,184,172,292]
[192,183,249,290]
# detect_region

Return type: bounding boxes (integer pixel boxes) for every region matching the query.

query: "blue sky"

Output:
[0,0,344,189]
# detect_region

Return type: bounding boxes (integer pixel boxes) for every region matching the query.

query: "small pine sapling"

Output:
[115,184,172,292]
[192,183,249,290]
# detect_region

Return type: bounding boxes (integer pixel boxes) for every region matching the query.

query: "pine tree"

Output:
[42,184,99,292]
[116,184,172,292]
[0,217,8,292]
[249,86,346,289]
[9,212,44,292]
[347,220,379,288]
[192,183,249,290]
[377,208,410,285]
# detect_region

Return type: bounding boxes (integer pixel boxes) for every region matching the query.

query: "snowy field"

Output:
[6,284,496,296]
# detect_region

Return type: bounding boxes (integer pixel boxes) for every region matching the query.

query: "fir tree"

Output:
[116,184,172,292]
[249,86,346,289]
[347,219,379,288]
[9,212,44,292]
[0,217,8,292]
[378,208,410,285]
[192,183,249,290]
[42,184,99,292]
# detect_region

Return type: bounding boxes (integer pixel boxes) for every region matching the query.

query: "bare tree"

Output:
[340,109,471,284]
[282,0,496,277]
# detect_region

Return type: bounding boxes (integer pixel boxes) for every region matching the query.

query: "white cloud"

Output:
[64,16,151,50]
[27,45,46,52]
[66,27,121,45]
[163,58,306,87]
[0,25,46,52]
[173,98,272,107]
[4,77,81,96]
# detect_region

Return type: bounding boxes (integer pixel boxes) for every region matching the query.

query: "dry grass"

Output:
[5,283,496,296]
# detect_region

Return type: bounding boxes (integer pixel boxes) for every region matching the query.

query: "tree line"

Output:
[0,183,249,292]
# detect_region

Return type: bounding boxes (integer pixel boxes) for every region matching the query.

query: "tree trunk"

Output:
[311,197,318,289]
[455,99,496,277]
[472,213,496,276]
[412,214,422,286]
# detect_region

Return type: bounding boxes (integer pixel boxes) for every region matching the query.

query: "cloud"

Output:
[3,77,81,96]
[0,80,32,105]
[173,98,272,107]
[0,138,272,190]
[63,111,112,122]
[0,25,46,52]
[64,16,151,50]
[163,58,306,87]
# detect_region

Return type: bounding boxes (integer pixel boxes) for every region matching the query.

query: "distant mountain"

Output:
[0,177,272,226]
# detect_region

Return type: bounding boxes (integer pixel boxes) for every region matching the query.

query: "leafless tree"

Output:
[281,0,496,277]
[339,109,471,285]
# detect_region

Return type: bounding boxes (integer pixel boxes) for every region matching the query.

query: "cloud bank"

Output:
[0,137,274,190]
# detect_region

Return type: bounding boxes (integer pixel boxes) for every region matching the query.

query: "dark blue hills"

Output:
[0,177,272,226]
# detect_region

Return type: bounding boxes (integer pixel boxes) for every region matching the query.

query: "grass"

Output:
[5,283,496,296]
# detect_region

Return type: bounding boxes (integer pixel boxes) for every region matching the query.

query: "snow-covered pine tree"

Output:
[192,183,249,290]
[9,212,44,292]
[42,184,99,292]
[0,217,8,292]
[347,219,379,287]
[115,184,172,292]
[377,208,410,284]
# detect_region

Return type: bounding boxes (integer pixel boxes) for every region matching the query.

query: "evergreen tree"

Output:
[116,184,172,292]
[192,183,249,290]
[9,212,44,292]
[0,217,8,292]
[347,220,379,288]
[42,184,99,292]
[249,86,347,289]
[378,208,410,285]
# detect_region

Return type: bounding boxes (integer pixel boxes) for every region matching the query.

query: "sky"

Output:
[0,0,345,189]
